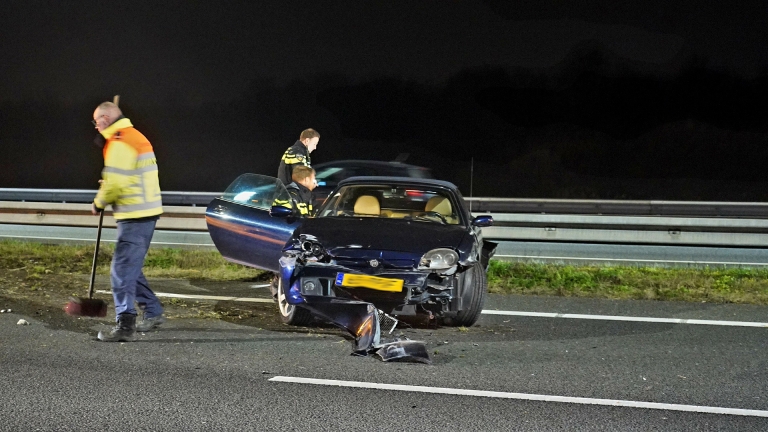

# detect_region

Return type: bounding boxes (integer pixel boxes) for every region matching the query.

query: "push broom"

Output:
[64,95,120,318]
[64,209,108,317]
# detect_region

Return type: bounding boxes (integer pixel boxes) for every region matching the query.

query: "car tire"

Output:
[450,261,487,327]
[270,273,279,302]
[276,277,313,326]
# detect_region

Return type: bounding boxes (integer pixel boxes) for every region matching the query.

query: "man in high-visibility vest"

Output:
[91,101,165,342]
[277,128,320,186]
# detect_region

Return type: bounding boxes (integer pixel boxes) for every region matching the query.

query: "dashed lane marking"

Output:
[269,376,768,418]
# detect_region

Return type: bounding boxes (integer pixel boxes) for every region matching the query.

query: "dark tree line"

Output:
[1,46,767,198]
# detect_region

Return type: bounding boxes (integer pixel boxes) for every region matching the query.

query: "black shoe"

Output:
[98,313,136,342]
[136,314,166,332]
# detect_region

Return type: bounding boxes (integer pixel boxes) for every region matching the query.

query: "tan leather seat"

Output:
[425,196,452,216]
[354,195,380,216]
[380,209,409,218]
[425,196,457,223]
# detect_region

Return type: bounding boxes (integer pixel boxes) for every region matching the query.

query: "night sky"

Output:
[2,1,767,200]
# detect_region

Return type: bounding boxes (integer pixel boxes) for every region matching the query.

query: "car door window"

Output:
[221,173,291,210]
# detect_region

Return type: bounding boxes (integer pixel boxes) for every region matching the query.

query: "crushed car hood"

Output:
[295,217,468,254]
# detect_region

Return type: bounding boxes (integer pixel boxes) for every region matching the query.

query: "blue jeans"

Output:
[110,218,163,320]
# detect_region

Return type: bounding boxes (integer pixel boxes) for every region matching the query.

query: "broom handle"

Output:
[87,95,117,299]
[88,210,104,299]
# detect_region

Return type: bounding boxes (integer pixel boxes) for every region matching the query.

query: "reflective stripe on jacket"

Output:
[93,118,163,220]
[286,181,314,216]
[277,141,310,185]
[272,182,313,217]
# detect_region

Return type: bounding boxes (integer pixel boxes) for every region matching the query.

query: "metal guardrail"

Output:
[3,188,768,217]
[468,197,768,218]
[0,202,207,231]
[2,189,768,248]
[0,188,219,207]
[480,213,768,247]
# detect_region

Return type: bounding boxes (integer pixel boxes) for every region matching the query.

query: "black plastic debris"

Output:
[303,298,430,363]
[303,298,380,352]
[374,340,431,364]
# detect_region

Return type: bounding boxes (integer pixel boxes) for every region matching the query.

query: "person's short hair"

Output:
[292,165,316,183]
[96,101,122,118]
[299,128,320,140]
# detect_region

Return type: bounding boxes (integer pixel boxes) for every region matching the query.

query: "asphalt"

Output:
[1,281,767,431]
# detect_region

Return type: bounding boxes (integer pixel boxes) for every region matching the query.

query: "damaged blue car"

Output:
[206,174,496,357]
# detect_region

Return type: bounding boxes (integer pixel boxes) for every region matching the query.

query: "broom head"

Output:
[64,297,108,318]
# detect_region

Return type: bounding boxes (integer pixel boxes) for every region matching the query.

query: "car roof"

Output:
[313,159,430,171]
[337,176,459,191]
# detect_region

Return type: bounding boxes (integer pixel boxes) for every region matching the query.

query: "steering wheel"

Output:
[415,211,448,224]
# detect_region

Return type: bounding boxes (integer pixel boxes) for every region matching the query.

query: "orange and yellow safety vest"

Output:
[93,118,163,220]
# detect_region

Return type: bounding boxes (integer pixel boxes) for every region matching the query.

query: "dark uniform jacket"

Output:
[277,141,311,185]
[285,181,314,216]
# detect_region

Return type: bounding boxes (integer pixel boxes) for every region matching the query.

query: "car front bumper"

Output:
[281,261,459,315]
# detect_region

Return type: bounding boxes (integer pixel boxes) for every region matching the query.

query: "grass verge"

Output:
[488,260,768,304]
[0,240,265,281]
[2,240,768,304]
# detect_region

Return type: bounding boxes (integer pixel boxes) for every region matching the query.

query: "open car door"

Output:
[206,174,302,272]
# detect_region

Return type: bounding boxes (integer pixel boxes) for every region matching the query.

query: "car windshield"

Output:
[317,184,461,225]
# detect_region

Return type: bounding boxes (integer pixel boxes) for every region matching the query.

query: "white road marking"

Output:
[95,290,273,303]
[90,290,768,328]
[481,310,768,328]
[495,254,768,267]
[269,376,768,418]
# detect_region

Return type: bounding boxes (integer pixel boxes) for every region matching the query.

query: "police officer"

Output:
[285,165,317,217]
[269,165,317,301]
[277,128,320,185]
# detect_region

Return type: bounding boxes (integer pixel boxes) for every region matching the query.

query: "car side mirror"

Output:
[471,215,493,227]
[270,205,293,218]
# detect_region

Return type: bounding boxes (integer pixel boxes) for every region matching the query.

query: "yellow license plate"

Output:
[335,273,404,292]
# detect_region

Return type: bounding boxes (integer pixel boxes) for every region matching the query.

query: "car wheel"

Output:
[450,261,487,327]
[276,277,313,326]
[270,273,279,301]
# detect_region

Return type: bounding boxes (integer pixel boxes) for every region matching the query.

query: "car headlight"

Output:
[418,248,458,270]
